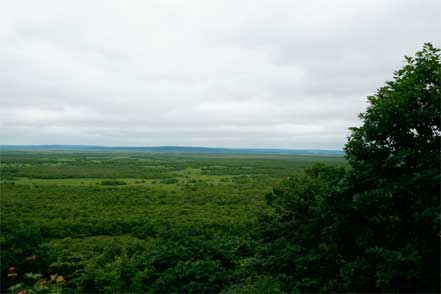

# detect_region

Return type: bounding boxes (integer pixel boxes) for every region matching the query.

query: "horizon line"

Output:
[1,144,344,152]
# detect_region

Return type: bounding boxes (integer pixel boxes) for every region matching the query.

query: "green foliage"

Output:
[344,44,441,224]
[223,275,283,294]
[342,43,441,292]
[8,272,65,294]
[159,177,179,184]
[1,225,44,290]
[251,164,347,292]
[100,180,127,186]
[1,151,344,293]
[346,43,440,178]
[248,43,440,293]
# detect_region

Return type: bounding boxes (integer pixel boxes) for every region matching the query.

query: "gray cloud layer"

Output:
[1,0,440,149]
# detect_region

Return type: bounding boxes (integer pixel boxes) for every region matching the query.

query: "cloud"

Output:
[1,0,440,149]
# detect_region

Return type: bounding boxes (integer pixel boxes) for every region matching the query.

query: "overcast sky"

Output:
[1,0,440,149]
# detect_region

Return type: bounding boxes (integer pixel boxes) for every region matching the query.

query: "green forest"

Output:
[1,45,440,293]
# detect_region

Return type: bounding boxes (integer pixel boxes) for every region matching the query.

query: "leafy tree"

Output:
[250,43,440,292]
[251,164,347,292]
[342,43,440,292]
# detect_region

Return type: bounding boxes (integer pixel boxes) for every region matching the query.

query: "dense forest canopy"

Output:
[1,44,440,293]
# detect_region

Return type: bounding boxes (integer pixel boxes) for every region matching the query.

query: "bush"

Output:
[159,178,178,184]
[99,180,127,186]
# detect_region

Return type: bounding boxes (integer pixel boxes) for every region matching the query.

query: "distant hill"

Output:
[0,145,344,156]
